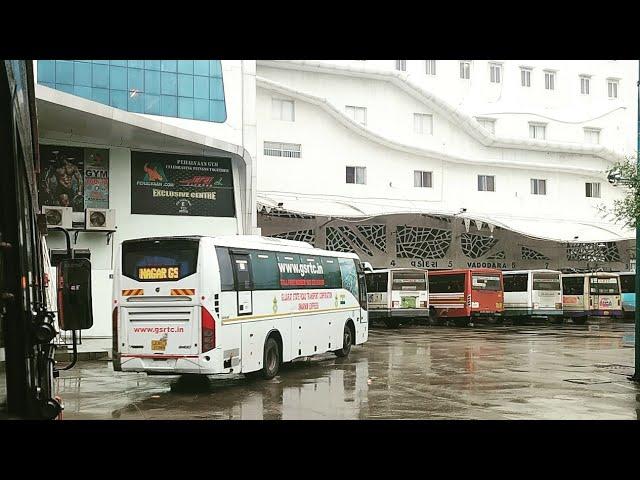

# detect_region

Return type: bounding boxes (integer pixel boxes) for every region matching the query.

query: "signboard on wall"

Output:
[38,145,110,212]
[84,149,109,209]
[130,151,235,217]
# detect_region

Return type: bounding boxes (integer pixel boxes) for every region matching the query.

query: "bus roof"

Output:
[561,272,621,278]
[366,267,427,274]
[429,268,503,275]
[503,269,561,275]
[121,235,361,260]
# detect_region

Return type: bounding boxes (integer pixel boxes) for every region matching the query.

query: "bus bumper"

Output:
[369,309,431,320]
[118,350,227,375]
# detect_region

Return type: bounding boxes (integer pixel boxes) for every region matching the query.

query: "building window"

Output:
[584,128,600,144]
[414,170,433,188]
[580,75,590,95]
[608,78,619,98]
[36,59,227,122]
[460,61,470,80]
[521,68,531,87]
[476,117,495,134]
[263,141,301,158]
[345,105,367,126]
[414,113,433,135]
[489,63,502,83]
[271,98,295,121]
[478,175,495,192]
[529,122,546,140]
[425,60,436,75]
[544,70,556,90]
[586,182,601,198]
[346,166,366,185]
[531,178,547,195]
[396,60,406,71]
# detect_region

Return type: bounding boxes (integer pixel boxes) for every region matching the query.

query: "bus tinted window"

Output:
[338,258,359,299]
[429,274,465,293]
[392,271,427,291]
[533,272,561,291]
[503,274,528,292]
[620,275,635,294]
[589,277,620,295]
[215,247,234,291]
[123,238,199,282]
[366,272,388,293]
[472,274,501,291]
[322,257,342,288]
[250,251,279,290]
[277,253,325,288]
[562,276,584,295]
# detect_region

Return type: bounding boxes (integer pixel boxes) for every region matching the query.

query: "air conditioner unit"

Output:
[42,206,72,229]
[85,208,116,231]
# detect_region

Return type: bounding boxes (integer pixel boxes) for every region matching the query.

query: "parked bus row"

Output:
[365,267,634,327]
[108,234,635,383]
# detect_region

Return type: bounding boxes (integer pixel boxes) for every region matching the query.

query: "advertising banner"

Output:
[39,145,85,212]
[83,149,109,209]
[130,151,235,217]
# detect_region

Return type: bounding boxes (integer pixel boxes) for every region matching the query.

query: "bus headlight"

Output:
[555,303,562,309]
[533,303,539,309]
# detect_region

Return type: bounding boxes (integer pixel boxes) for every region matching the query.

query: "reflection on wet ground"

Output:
[55,324,640,420]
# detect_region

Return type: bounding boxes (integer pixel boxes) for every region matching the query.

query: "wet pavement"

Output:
[52,323,640,420]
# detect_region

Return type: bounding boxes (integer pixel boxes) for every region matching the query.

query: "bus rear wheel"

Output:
[383,318,401,328]
[573,317,587,326]
[261,337,280,380]
[453,318,470,327]
[334,323,353,358]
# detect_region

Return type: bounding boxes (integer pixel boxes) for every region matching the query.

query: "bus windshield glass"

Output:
[589,277,620,295]
[472,274,501,291]
[122,238,199,281]
[391,271,427,291]
[532,272,561,291]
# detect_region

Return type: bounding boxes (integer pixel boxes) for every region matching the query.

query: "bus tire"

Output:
[453,318,469,327]
[551,317,563,325]
[261,337,280,380]
[334,322,354,358]
[383,318,401,328]
[573,317,587,326]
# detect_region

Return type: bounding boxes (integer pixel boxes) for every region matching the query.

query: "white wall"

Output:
[44,145,242,337]
[255,83,625,224]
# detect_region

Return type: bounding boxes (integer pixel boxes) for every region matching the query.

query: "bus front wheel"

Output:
[261,337,281,380]
[334,323,353,358]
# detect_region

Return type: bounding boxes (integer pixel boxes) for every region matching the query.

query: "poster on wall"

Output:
[83,149,110,209]
[130,151,235,217]
[38,145,85,212]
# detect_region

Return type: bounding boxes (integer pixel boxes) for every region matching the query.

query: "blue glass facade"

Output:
[37,60,226,123]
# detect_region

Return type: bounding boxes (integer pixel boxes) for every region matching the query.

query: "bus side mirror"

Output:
[57,258,94,331]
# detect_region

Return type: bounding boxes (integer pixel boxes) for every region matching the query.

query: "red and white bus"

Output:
[112,235,368,379]
[428,268,504,326]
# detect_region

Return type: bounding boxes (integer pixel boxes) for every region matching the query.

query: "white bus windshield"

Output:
[589,277,620,295]
[532,273,561,291]
[392,271,427,291]
[122,238,199,281]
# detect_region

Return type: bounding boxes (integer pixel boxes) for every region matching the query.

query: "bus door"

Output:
[231,252,253,316]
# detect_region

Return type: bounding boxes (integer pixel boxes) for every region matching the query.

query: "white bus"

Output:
[112,235,368,379]
[364,268,429,328]
[502,270,563,323]
[561,272,622,324]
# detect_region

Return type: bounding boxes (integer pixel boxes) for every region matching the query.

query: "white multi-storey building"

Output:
[255,60,637,272]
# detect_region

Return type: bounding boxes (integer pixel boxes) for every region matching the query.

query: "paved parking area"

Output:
[47,322,640,420]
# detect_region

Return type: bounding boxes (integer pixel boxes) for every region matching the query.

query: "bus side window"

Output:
[276,253,301,289]
[322,257,342,288]
[250,250,279,290]
[215,247,235,291]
